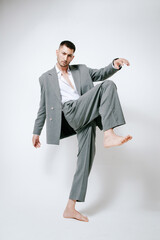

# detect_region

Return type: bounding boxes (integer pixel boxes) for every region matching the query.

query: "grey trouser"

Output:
[62,80,126,202]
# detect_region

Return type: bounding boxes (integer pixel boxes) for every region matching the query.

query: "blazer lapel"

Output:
[69,65,81,95]
[48,66,61,102]
[48,65,81,103]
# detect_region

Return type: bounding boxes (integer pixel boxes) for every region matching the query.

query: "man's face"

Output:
[56,45,74,67]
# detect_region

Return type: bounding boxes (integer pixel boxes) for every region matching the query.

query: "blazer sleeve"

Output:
[88,59,121,82]
[32,76,46,135]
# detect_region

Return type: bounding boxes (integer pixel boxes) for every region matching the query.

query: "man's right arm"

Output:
[32,76,46,147]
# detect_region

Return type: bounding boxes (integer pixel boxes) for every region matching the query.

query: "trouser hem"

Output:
[103,120,126,132]
[69,195,85,202]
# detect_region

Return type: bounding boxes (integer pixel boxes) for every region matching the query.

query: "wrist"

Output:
[112,58,122,70]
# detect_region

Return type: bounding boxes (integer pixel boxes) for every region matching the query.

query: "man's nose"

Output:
[64,55,68,61]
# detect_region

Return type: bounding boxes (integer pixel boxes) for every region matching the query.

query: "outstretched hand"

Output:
[32,135,41,148]
[113,58,130,69]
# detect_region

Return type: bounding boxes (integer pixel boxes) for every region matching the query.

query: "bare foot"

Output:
[63,199,89,222]
[104,129,132,148]
[63,208,89,222]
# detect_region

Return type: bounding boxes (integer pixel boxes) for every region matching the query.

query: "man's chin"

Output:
[60,63,69,67]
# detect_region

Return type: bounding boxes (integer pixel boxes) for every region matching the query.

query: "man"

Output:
[32,40,132,222]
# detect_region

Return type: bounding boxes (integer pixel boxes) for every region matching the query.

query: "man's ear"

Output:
[56,49,59,56]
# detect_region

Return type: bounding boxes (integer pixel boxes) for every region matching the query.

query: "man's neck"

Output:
[56,62,69,73]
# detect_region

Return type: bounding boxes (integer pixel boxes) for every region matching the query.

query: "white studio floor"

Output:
[1,198,160,240]
[1,140,160,240]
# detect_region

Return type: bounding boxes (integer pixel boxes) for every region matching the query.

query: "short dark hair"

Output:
[59,40,76,52]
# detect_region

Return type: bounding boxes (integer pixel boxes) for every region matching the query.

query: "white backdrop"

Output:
[1,0,160,239]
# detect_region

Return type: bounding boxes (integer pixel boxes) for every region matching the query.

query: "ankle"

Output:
[104,128,114,137]
[66,199,76,209]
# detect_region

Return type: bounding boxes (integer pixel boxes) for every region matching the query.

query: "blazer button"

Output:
[49,118,52,121]
[51,107,54,110]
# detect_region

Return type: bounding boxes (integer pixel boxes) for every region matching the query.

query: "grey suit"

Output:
[33,61,120,144]
[33,60,125,202]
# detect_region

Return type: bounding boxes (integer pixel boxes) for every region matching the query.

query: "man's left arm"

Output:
[88,58,130,82]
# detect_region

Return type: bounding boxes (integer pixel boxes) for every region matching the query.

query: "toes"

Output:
[78,215,88,222]
[83,217,89,222]
[126,135,132,141]
[125,135,132,141]
[75,212,88,222]
[81,215,89,222]
[81,216,88,221]
[84,216,89,222]
[121,135,132,144]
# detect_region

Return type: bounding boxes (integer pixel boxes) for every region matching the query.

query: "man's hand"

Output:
[32,135,41,148]
[113,58,130,69]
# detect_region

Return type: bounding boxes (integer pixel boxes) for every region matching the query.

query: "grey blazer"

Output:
[32,60,120,145]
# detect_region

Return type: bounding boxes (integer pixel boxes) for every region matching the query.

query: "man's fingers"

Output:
[34,141,38,147]
[126,60,130,65]
[115,62,122,69]
[119,58,130,66]
[115,58,130,68]
[123,59,130,66]
[35,140,41,148]
[32,137,41,148]
[35,143,41,148]
[115,64,120,69]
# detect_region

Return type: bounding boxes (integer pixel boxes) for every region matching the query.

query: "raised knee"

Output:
[102,80,117,89]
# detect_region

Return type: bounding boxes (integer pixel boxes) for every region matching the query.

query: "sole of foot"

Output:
[104,135,132,148]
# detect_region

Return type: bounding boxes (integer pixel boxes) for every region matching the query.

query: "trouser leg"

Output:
[69,121,96,202]
[63,80,126,202]
[62,80,126,133]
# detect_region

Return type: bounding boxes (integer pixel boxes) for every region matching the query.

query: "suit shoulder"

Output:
[69,64,88,70]
[39,67,54,78]
[37,68,53,86]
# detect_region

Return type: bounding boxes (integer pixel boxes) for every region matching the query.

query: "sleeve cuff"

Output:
[112,58,122,70]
